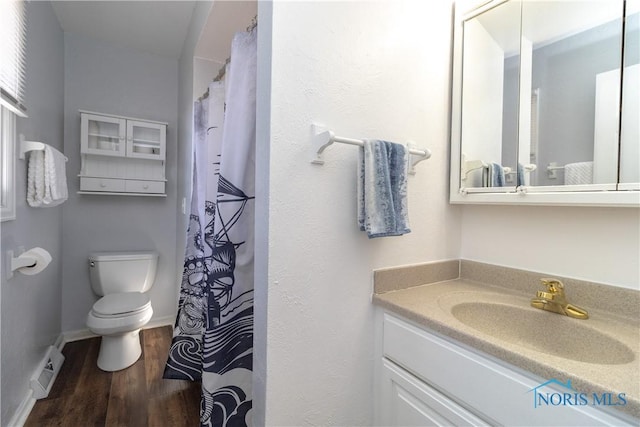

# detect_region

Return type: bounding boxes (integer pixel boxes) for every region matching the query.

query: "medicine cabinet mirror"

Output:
[450,0,639,206]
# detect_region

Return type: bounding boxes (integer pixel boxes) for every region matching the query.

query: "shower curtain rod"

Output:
[198,16,258,102]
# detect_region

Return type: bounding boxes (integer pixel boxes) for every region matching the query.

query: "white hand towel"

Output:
[27,150,45,207]
[43,145,68,205]
[564,161,593,185]
[27,145,68,207]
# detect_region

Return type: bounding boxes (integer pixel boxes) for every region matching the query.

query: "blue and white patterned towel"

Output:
[489,162,505,187]
[358,139,411,238]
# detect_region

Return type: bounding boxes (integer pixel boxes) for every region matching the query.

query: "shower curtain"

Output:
[164,29,257,427]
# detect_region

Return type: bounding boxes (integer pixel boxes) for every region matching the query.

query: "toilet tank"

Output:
[89,251,159,296]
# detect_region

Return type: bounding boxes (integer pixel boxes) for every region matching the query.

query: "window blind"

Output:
[0,0,27,117]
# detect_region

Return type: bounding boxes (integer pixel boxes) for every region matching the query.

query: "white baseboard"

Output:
[53,333,65,352]
[62,314,175,343]
[6,389,35,427]
[146,314,176,330]
[8,315,177,426]
[6,329,66,427]
[62,327,97,343]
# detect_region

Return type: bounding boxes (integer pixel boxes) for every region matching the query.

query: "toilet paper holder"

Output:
[11,251,38,270]
[6,247,52,278]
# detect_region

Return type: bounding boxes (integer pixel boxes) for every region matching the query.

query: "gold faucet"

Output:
[531,278,589,319]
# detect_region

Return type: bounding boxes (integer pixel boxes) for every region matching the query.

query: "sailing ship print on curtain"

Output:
[164,29,257,427]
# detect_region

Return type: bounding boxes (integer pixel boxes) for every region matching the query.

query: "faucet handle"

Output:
[540,278,565,295]
[536,290,556,300]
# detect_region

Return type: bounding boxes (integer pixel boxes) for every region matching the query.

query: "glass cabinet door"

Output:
[81,113,126,156]
[126,120,166,160]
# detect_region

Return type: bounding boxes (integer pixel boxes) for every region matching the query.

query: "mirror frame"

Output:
[450,0,640,207]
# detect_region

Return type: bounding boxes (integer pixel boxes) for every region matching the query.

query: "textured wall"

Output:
[460,205,640,290]
[0,2,64,424]
[259,1,458,424]
[61,33,179,332]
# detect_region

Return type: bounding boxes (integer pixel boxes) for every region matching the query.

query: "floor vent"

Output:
[31,345,65,399]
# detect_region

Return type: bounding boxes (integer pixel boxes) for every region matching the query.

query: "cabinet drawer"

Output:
[124,180,165,194]
[80,177,125,192]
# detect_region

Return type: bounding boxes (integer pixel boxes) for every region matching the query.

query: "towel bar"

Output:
[547,164,565,171]
[462,159,537,181]
[19,134,45,160]
[547,162,564,179]
[461,159,487,181]
[311,124,431,175]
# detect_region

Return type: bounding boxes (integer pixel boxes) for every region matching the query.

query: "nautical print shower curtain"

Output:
[164,29,257,427]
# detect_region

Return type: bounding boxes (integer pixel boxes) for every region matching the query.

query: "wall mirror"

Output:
[450,0,640,206]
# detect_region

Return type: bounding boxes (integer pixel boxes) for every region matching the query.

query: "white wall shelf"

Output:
[79,111,167,196]
[77,191,167,198]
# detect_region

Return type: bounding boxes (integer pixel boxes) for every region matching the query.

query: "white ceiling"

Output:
[51,1,197,58]
[476,1,627,55]
[194,1,257,63]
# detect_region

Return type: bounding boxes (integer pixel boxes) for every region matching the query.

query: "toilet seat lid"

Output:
[93,292,150,317]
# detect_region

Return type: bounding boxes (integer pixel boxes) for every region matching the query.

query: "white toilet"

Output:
[86,251,158,371]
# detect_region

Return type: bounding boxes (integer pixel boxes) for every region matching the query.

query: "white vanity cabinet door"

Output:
[126,120,166,160]
[379,358,488,427]
[81,113,126,157]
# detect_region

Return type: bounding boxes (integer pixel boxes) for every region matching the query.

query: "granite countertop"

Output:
[373,278,640,420]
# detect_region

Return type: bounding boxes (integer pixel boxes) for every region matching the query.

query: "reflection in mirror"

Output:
[520,0,625,187]
[451,0,639,205]
[460,0,521,190]
[620,3,639,188]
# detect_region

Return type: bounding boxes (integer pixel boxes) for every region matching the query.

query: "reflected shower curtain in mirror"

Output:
[164,29,256,427]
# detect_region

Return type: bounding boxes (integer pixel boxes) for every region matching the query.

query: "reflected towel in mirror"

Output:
[517,163,525,186]
[564,161,593,185]
[489,163,505,187]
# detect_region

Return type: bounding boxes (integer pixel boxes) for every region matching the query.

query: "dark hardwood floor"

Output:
[25,326,201,427]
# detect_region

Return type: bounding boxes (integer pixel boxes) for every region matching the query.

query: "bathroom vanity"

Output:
[78,111,167,196]
[372,261,640,426]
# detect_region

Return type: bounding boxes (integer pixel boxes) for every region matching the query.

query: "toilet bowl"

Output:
[87,291,153,371]
[86,251,158,371]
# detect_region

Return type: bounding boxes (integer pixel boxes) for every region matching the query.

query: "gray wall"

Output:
[0,2,64,424]
[502,54,519,178]
[61,33,179,332]
[502,16,639,186]
[533,18,626,185]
